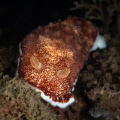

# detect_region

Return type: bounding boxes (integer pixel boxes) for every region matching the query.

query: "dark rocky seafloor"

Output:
[0,0,120,120]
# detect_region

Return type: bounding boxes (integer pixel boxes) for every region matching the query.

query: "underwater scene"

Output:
[0,0,120,120]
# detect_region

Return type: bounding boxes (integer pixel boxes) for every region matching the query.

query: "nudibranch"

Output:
[16,16,106,108]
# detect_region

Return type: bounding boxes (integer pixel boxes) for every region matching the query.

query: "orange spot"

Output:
[30,56,43,69]
[57,68,70,78]
[66,16,75,25]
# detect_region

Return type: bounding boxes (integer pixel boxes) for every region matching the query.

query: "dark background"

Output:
[0,0,84,47]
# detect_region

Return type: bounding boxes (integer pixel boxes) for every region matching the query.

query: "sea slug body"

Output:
[16,16,106,108]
